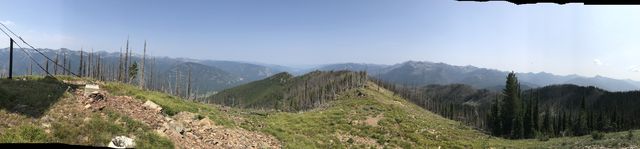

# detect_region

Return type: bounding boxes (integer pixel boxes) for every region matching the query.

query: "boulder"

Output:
[197,117,213,127]
[169,121,186,135]
[107,136,135,148]
[87,91,106,102]
[142,100,162,112]
[84,84,100,97]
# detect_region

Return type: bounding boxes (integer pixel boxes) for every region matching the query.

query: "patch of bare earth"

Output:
[364,114,384,127]
[84,90,281,149]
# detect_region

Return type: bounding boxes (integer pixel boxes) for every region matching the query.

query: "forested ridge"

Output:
[376,72,640,139]
[207,70,368,111]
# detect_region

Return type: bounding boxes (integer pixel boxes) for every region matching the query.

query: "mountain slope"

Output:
[197,60,282,81]
[163,62,244,95]
[207,71,368,111]
[563,75,638,92]
[240,81,640,148]
[390,81,640,132]
[206,72,293,108]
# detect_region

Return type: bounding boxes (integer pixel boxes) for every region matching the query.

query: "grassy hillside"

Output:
[1,76,638,148]
[240,82,513,148]
[205,72,293,108]
[0,76,172,148]
[207,71,368,111]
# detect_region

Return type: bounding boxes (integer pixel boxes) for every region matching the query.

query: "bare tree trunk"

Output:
[187,65,192,100]
[128,45,132,83]
[125,37,129,83]
[96,54,101,80]
[79,48,83,77]
[118,47,123,82]
[87,49,95,78]
[175,69,180,97]
[44,60,49,76]
[62,52,67,75]
[149,57,155,90]
[54,52,59,75]
[140,40,146,89]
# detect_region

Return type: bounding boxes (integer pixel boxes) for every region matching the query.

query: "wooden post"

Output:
[8,38,13,79]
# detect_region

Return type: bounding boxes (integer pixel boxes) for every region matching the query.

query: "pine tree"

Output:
[577,96,588,135]
[533,95,539,133]
[489,95,502,136]
[524,93,533,138]
[500,72,524,139]
[128,62,138,83]
[542,109,552,136]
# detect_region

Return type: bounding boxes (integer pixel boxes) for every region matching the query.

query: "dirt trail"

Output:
[79,86,281,149]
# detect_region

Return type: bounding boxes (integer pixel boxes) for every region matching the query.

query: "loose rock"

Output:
[142,100,163,112]
[107,136,136,148]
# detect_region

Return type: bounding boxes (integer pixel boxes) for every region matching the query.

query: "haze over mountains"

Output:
[1,48,639,93]
[318,61,640,92]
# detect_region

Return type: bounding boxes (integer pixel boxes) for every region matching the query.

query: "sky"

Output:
[0,0,639,80]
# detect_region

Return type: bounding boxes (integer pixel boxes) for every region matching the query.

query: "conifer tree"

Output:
[524,93,533,138]
[500,72,524,139]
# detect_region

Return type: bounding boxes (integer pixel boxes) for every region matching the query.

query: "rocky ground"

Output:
[79,84,281,149]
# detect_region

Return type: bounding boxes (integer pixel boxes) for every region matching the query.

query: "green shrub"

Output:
[20,125,49,142]
[135,95,147,100]
[136,132,174,149]
[394,118,402,124]
[162,107,179,116]
[537,134,549,142]
[0,125,50,143]
[627,130,634,140]
[591,131,605,140]
[195,114,205,120]
[52,123,80,143]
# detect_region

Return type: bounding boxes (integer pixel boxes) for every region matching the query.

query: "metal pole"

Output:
[8,38,13,79]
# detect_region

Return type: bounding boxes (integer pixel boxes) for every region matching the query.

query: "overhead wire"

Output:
[0,22,78,77]
[0,26,51,76]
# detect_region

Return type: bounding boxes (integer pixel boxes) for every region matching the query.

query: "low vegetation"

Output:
[0,76,172,148]
[1,75,638,148]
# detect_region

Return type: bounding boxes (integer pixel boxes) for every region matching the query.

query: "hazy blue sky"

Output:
[0,0,639,80]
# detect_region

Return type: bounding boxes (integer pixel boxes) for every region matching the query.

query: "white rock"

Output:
[84,84,100,97]
[107,136,135,148]
[85,84,100,90]
[143,100,162,112]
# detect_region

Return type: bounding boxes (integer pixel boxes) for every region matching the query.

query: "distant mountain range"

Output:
[1,48,638,93]
[316,61,640,92]
[0,48,284,95]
